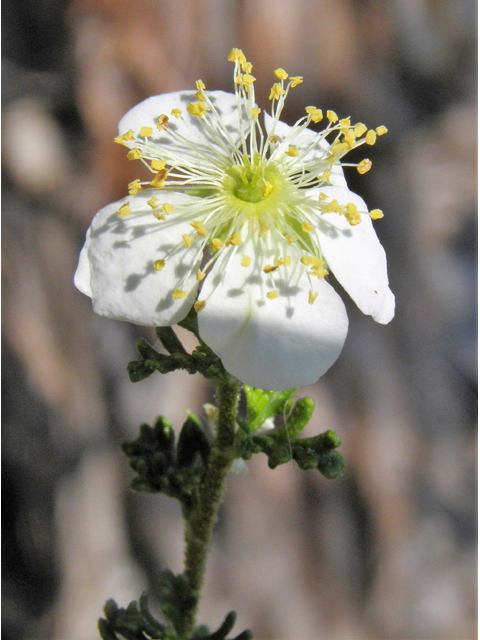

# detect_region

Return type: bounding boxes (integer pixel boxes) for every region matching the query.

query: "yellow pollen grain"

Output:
[231,233,242,246]
[370,209,384,220]
[286,147,299,157]
[289,76,303,87]
[117,203,132,217]
[153,211,165,220]
[330,141,348,154]
[346,203,358,215]
[196,79,206,91]
[196,270,206,281]
[354,123,367,137]
[212,238,224,251]
[157,115,169,130]
[154,259,165,271]
[228,48,246,64]
[162,203,174,214]
[301,256,324,268]
[263,182,273,197]
[339,118,351,130]
[147,197,159,208]
[151,159,166,171]
[128,179,142,194]
[196,90,206,102]
[191,221,208,237]
[376,125,388,136]
[311,267,329,278]
[305,107,323,123]
[357,159,372,174]
[194,300,206,313]
[187,102,207,117]
[266,290,279,300]
[182,234,194,247]
[302,222,313,233]
[140,126,153,138]
[365,130,377,145]
[171,108,182,118]
[127,148,143,161]
[308,291,319,305]
[114,130,135,145]
[263,265,277,273]
[327,110,338,123]
[269,83,285,101]
[251,107,261,119]
[274,68,288,80]
[258,226,270,237]
[150,168,168,188]
[240,255,251,267]
[343,129,356,148]
[172,289,187,300]
[241,61,253,73]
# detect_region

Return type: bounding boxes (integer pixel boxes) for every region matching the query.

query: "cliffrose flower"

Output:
[75,48,394,391]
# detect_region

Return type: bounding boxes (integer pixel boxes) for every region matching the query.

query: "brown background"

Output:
[2,1,477,639]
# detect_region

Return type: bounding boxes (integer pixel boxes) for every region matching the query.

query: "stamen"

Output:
[140,126,153,137]
[154,259,165,271]
[308,291,319,305]
[194,300,206,312]
[365,130,377,145]
[117,203,132,217]
[266,290,279,299]
[369,209,384,220]
[241,256,251,267]
[172,289,187,299]
[357,159,372,174]
[128,179,142,195]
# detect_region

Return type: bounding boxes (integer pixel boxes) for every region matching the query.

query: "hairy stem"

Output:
[181,376,241,638]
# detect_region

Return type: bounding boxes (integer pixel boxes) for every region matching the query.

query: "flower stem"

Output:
[181,376,241,638]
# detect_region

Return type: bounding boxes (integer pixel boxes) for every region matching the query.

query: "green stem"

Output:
[181,376,241,638]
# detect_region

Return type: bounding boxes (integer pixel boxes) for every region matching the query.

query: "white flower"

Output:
[75,48,394,391]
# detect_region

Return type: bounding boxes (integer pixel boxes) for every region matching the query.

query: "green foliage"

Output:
[98,588,252,640]
[121,415,211,509]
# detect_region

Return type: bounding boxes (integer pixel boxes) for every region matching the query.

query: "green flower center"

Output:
[223,154,283,205]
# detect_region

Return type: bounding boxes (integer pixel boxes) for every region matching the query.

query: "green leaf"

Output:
[243,386,297,432]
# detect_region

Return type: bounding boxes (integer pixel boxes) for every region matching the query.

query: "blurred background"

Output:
[2,1,477,639]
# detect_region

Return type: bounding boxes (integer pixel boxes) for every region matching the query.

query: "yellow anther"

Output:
[195,90,206,102]
[354,123,367,138]
[346,203,358,215]
[251,107,261,119]
[269,83,285,101]
[343,129,356,148]
[190,221,208,236]
[320,199,340,214]
[236,73,256,90]
[327,110,338,123]
[308,291,319,305]
[285,147,299,157]
[263,181,273,197]
[228,48,246,64]
[127,148,143,161]
[266,290,279,300]
[114,129,135,145]
[153,211,165,220]
[365,130,377,145]
[301,256,324,268]
[187,102,207,117]
[289,76,303,87]
[376,125,388,136]
[128,179,142,195]
[154,259,165,271]
[269,135,279,144]
[231,233,242,246]
[274,68,289,81]
[150,168,168,188]
[147,196,159,208]
[241,61,253,73]
[171,108,182,118]
[196,79,206,91]
[151,159,166,171]
[283,256,291,266]
[157,115,169,130]
[194,300,206,313]
[286,235,298,244]
[182,235,194,248]
[302,222,314,233]
[311,267,329,278]
[357,159,372,174]
[240,255,251,267]
[117,203,132,217]
[162,203,174,214]
[348,217,362,226]
[370,209,384,220]
[212,238,224,251]
[319,170,331,184]
[339,117,351,131]
[172,289,187,300]
[140,126,153,138]
[263,264,278,273]
[258,225,270,237]
[330,141,349,154]
[305,107,323,123]
[318,193,329,201]
[196,270,206,281]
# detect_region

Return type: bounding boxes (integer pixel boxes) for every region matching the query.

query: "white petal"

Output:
[75,191,203,326]
[198,235,348,391]
[314,185,395,324]
[264,113,347,187]
[119,90,243,159]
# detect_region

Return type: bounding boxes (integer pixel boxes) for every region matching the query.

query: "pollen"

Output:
[228,48,246,64]
[154,259,165,271]
[171,108,182,118]
[127,148,143,161]
[117,203,132,217]
[194,300,206,313]
[182,235,194,247]
[311,267,329,278]
[369,209,384,220]
[147,197,159,208]
[191,220,208,236]
[114,130,135,145]
[196,269,206,281]
[251,107,261,119]
[241,61,253,73]
[263,182,273,197]
[187,102,207,117]
[343,129,356,149]
[274,68,289,80]
[172,289,187,300]
[327,110,338,123]
[269,135,279,144]
[305,107,323,123]
[365,130,377,145]
[286,235,298,244]
[258,226,270,237]
[376,125,388,136]
[308,291,319,305]
[269,83,285,101]
[140,126,153,137]
[241,255,251,267]
[289,76,303,87]
[354,123,367,137]
[230,233,242,246]
[153,211,165,220]
[150,168,168,188]
[151,159,167,171]
[157,115,169,130]
[263,264,278,273]
[196,80,206,91]
[286,147,299,157]
[266,290,279,300]
[301,256,324,268]
[162,203,174,214]
[128,179,142,194]
[212,238,224,251]
[302,222,313,233]
[357,159,372,174]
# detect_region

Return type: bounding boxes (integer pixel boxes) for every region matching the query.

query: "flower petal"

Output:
[314,185,395,324]
[264,113,347,187]
[75,191,203,326]
[198,234,348,390]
